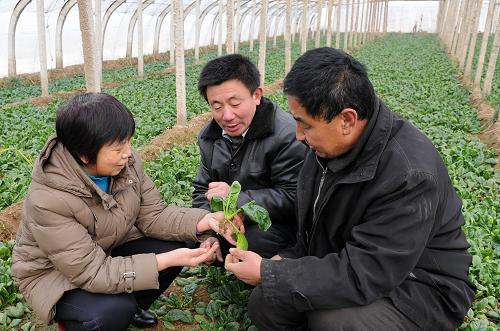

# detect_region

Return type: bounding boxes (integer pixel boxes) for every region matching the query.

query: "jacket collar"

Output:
[33,135,136,209]
[324,98,393,183]
[201,97,276,140]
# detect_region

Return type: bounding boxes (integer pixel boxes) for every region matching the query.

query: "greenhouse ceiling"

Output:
[0,0,484,78]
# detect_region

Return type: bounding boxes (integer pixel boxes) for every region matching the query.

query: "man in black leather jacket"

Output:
[225,48,475,330]
[192,54,307,258]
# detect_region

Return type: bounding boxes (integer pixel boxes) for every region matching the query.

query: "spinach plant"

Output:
[209,181,271,250]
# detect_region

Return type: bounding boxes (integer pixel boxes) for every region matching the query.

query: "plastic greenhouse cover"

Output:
[0,0,493,78]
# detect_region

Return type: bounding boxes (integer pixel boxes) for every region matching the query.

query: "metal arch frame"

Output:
[197,1,222,46]
[153,4,172,55]
[152,0,199,57]
[55,0,77,69]
[208,0,279,46]
[102,0,127,51]
[125,0,155,57]
[8,0,32,77]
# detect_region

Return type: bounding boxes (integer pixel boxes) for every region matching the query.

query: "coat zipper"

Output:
[307,155,328,246]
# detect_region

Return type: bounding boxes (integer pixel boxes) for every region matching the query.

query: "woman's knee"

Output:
[87,294,137,331]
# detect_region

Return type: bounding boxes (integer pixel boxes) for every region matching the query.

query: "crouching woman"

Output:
[11,93,234,331]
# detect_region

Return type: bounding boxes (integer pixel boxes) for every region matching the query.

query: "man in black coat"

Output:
[225,48,475,330]
[192,54,307,258]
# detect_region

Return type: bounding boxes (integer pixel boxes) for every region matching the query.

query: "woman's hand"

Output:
[156,242,219,271]
[197,212,245,246]
[200,237,222,263]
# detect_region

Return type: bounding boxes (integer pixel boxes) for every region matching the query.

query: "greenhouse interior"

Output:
[0,0,498,330]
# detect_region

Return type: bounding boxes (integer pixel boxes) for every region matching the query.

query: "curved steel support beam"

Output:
[55,0,77,69]
[126,0,155,58]
[153,0,198,56]
[102,0,126,52]
[8,0,32,77]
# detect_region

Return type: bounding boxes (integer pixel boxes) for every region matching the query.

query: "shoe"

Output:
[131,307,158,328]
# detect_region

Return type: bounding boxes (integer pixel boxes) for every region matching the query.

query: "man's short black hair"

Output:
[198,54,260,101]
[284,47,376,121]
[56,93,135,165]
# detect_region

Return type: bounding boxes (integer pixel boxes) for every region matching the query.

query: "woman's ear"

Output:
[80,155,89,165]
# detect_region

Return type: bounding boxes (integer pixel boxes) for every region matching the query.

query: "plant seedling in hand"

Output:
[209,181,271,250]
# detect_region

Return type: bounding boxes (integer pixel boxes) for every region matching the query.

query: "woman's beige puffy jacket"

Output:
[11,136,208,324]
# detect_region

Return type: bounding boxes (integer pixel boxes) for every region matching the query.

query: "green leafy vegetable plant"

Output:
[209,181,271,250]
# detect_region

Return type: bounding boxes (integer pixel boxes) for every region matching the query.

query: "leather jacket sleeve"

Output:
[260,171,439,311]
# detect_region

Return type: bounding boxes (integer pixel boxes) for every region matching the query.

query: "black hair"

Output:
[283,47,376,121]
[198,54,260,101]
[55,93,135,165]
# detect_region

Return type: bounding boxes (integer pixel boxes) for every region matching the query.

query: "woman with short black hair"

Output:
[12,93,237,331]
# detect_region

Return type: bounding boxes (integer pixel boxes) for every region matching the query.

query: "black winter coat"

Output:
[261,100,475,330]
[192,97,307,225]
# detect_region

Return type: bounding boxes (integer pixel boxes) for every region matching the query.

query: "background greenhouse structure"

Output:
[0,0,498,330]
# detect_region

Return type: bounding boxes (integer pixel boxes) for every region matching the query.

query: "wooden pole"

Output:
[474,0,496,88]
[249,0,257,51]
[218,0,223,56]
[483,12,500,95]
[344,0,350,49]
[285,0,292,74]
[137,0,144,79]
[315,0,323,47]
[95,0,102,86]
[464,0,483,77]
[326,0,334,47]
[258,0,269,86]
[336,0,341,48]
[235,0,241,53]
[173,0,186,126]
[194,0,200,61]
[77,0,100,92]
[36,0,49,97]
[301,0,309,53]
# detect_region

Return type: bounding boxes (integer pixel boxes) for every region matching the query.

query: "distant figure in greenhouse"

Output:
[11,93,237,331]
[224,48,476,331]
[192,54,307,258]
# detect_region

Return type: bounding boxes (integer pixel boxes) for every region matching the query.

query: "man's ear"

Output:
[339,108,359,134]
[253,87,263,105]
